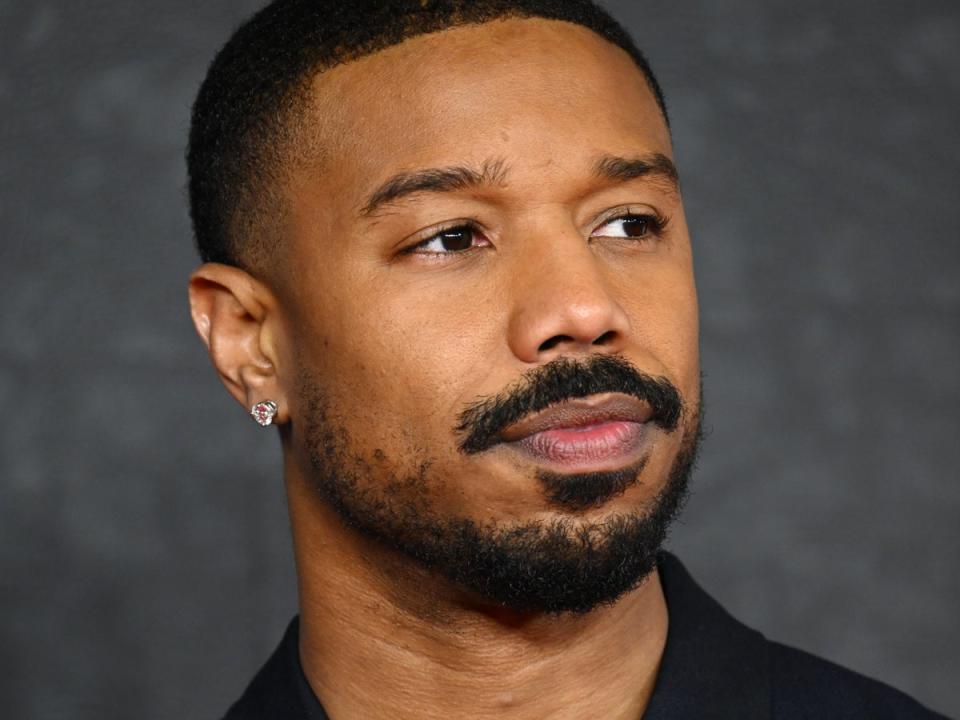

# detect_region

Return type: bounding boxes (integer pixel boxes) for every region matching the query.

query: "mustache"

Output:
[456,354,684,455]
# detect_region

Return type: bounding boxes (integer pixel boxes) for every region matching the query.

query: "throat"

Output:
[296,547,668,720]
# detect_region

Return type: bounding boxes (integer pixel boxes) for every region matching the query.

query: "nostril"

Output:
[593,330,617,346]
[539,334,572,352]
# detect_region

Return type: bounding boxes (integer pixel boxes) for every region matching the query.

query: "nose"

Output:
[506,228,632,364]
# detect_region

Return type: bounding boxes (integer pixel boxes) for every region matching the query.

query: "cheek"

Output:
[654,279,699,380]
[616,254,699,376]
[291,280,501,459]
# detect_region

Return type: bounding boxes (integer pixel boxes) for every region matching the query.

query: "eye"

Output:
[592,213,667,240]
[406,223,490,256]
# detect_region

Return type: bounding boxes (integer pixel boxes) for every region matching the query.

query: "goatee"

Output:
[300,355,702,614]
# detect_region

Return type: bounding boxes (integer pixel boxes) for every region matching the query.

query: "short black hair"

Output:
[187,0,668,271]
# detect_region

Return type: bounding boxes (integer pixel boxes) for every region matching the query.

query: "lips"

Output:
[496,394,655,467]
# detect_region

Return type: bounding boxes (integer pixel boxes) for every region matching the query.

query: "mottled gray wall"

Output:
[1,1,957,718]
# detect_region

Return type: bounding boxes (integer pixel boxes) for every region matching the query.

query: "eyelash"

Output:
[400,221,486,259]
[596,211,670,241]
[403,211,669,258]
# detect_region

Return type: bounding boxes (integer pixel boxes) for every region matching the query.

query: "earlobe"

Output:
[187,263,289,423]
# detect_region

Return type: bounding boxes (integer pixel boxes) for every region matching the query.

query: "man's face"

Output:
[274,19,701,613]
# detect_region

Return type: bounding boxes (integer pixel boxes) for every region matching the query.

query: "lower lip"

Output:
[510,421,648,468]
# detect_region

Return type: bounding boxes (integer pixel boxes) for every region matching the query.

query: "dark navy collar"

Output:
[643,552,771,718]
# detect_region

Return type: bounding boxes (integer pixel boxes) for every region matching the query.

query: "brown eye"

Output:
[619,216,649,237]
[437,227,474,251]
[410,224,487,255]
[592,213,665,240]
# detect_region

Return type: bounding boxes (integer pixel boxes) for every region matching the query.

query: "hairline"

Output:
[196,14,670,275]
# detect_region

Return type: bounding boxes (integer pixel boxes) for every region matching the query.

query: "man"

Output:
[186,1,947,718]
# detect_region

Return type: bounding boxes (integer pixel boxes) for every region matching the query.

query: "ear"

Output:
[188,263,289,424]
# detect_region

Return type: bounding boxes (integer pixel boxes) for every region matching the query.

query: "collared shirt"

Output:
[223,552,948,719]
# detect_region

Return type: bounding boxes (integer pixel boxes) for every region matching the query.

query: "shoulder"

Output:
[653,552,950,720]
[767,639,949,719]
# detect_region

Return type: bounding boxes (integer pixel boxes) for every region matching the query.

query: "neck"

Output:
[286,469,668,720]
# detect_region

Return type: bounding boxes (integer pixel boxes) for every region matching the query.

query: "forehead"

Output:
[301,18,671,195]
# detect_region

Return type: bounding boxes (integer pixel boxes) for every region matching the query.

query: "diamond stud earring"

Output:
[250,400,279,427]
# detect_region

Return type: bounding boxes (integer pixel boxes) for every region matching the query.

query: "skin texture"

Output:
[189,18,700,720]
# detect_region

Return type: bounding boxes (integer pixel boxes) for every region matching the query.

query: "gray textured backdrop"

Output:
[1,1,958,718]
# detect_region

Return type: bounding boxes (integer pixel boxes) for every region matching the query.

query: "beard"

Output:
[298,356,702,615]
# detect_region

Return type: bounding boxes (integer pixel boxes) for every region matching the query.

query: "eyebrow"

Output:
[360,158,509,216]
[592,152,680,195]
[358,151,680,217]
